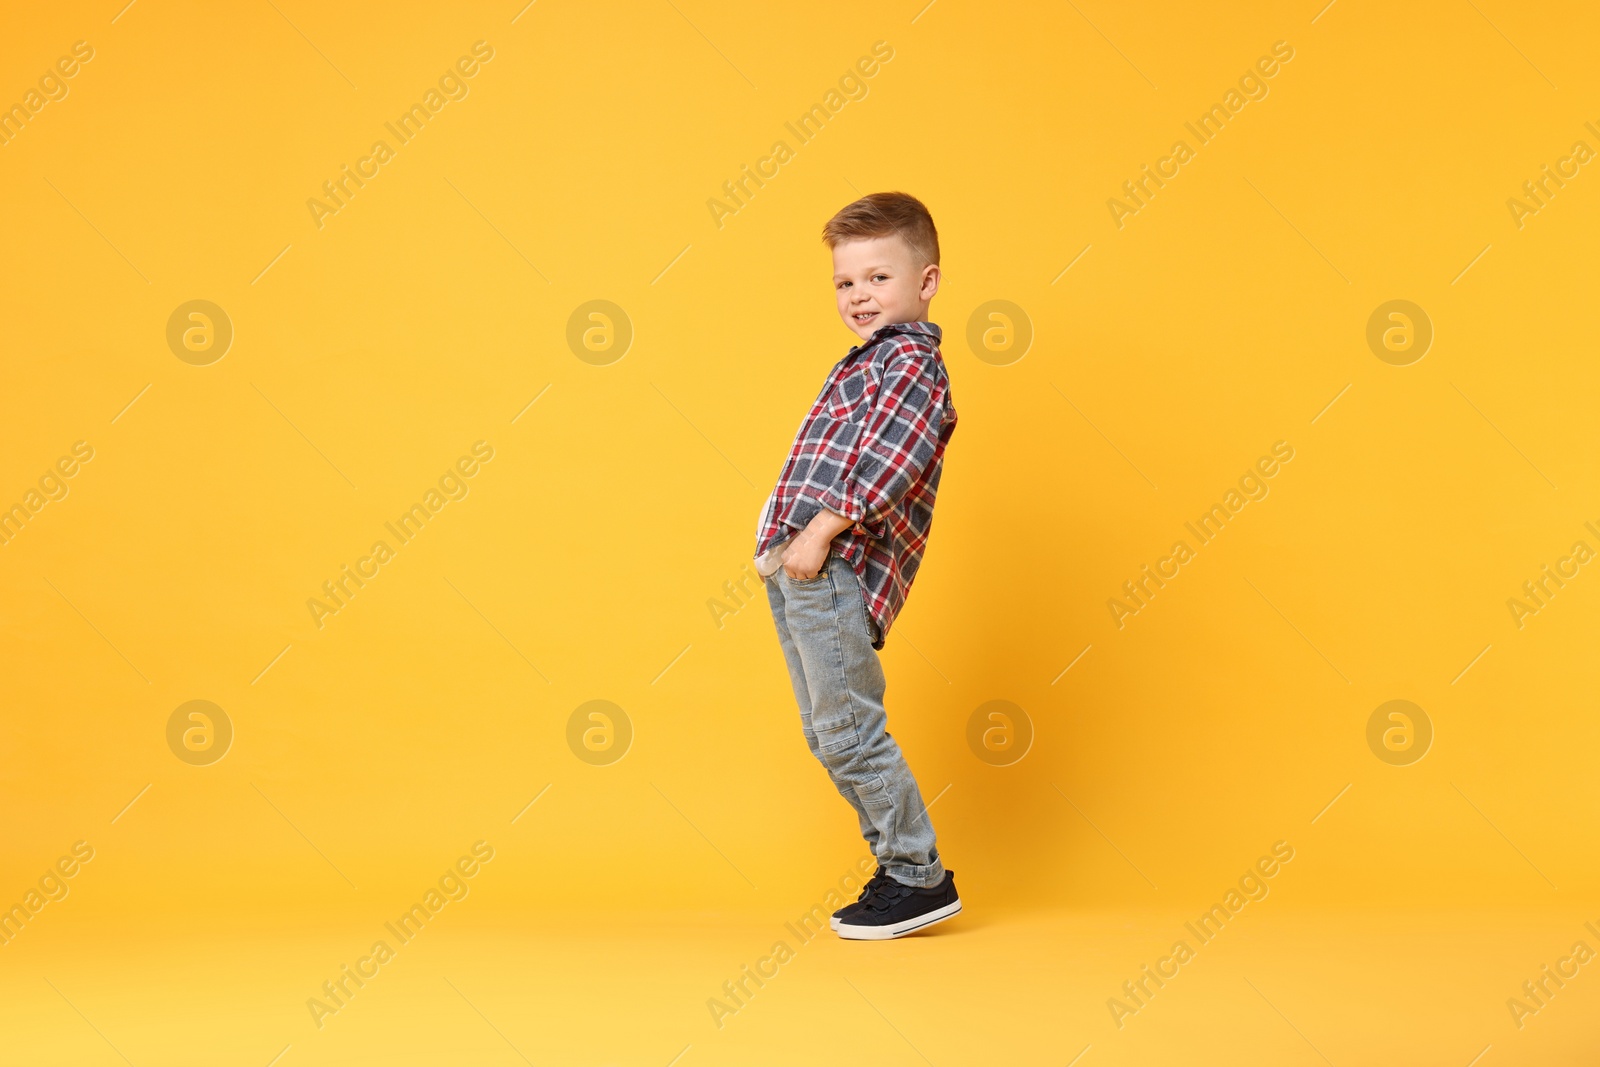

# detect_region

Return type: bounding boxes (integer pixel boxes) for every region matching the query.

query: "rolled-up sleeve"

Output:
[812,348,947,541]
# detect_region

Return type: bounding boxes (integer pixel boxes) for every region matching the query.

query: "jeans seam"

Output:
[846,560,877,645]
[816,565,852,751]
[830,574,900,863]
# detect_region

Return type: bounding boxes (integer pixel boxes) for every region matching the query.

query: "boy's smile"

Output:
[831,234,940,341]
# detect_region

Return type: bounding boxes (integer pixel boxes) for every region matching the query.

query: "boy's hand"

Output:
[783,508,854,579]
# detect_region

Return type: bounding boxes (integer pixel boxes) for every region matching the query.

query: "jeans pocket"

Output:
[786,553,832,585]
[854,773,894,813]
[813,708,859,756]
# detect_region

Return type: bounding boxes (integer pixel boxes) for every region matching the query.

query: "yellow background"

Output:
[3,0,1600,1063]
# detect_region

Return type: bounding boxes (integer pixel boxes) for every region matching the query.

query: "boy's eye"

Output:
[872,274,889,282]
[837,281,851,289]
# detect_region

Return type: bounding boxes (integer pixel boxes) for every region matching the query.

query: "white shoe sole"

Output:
[835,899,961,940]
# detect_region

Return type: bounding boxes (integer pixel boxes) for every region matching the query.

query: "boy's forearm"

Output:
[799,506,855,544]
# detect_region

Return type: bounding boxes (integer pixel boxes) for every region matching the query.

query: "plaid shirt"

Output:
[755,321,957,650]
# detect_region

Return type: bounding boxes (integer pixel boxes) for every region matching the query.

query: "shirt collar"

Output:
[847,320,942,357]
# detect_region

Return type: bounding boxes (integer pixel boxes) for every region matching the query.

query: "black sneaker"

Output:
[836,870,961,940]
[831,866,893,930]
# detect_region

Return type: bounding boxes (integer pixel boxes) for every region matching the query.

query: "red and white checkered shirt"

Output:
[755,321,957,650]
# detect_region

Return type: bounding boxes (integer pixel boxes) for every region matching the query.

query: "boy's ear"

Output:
[919,262,940,301]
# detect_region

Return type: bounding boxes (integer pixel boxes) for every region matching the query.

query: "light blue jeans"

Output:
[765,549,944,888]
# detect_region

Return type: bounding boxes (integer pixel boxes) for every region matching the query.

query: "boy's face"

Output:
[831,234,940,341]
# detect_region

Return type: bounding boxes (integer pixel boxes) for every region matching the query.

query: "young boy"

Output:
[753,192,960,940]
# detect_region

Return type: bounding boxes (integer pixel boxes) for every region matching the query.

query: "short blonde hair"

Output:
[821,191,940,266]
